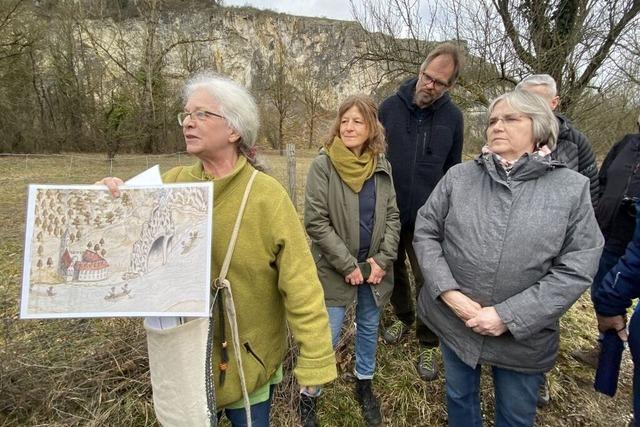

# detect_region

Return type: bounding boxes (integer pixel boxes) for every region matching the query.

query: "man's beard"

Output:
[414,89,439,108]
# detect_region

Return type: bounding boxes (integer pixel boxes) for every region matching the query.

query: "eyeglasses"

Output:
[177,110,224,126]
[419,72,449,90]
[488,114,530,127]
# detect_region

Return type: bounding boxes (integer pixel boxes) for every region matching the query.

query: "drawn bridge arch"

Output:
[129,199,175,275]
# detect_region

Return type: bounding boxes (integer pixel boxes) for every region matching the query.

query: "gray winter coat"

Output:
[305,151,400,307]
[414,153,604,373]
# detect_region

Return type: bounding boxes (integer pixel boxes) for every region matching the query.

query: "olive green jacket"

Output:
[163,156,336,408]
[304,150,400,307]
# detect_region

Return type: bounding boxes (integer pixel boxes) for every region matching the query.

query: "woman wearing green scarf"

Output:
[303,95,400,427]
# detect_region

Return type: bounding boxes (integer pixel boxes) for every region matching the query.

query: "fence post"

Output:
[178,152,181,165]
[286,144,297,209]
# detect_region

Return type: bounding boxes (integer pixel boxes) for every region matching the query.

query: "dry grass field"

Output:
[0,152,634,426]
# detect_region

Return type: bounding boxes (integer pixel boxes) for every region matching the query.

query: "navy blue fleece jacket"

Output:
[593,199,640,317]
[379,78,463,230]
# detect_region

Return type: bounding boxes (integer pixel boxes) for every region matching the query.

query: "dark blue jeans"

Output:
[219,385,275,427]
[441,343,543,427]
[328,283,381,379]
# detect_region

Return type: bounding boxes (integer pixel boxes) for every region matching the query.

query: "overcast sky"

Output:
[223,0,356,21]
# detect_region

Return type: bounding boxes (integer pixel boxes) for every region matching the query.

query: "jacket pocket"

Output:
[243,341,266,370]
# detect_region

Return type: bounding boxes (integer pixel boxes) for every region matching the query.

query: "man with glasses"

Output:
[379,42,464,381]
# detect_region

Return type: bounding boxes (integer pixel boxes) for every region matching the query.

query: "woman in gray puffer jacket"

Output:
[413,90,604,427]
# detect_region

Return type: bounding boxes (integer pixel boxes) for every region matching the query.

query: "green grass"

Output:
[0,152,634,426]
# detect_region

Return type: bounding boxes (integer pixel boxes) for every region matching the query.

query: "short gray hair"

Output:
[485,90,559,151]
[183,72,266,171]
[516,74,557,99]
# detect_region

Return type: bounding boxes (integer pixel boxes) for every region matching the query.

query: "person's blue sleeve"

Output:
[593,200,640,316]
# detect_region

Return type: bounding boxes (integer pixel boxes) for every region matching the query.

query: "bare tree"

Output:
[349,0,444,85]
[296,64,331,148]
[78,0,218,154]
[0,0,33,61]
[351,0,640,113]
[260,35,297,154]
[491,0,640,110]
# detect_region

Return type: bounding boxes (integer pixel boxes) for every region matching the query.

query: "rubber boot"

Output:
[355,379,383,427]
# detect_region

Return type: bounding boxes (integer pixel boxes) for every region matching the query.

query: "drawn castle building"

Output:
[58,229,109,282]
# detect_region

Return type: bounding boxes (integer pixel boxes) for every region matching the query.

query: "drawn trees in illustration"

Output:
[46,257,53,268]
[105,212,116,224]
[120,192,132,208]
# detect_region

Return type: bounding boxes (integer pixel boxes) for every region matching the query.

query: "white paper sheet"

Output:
[20,169,212,321]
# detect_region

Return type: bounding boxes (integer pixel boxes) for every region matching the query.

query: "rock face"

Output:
[86,5,390,103]
[6,2,422,152]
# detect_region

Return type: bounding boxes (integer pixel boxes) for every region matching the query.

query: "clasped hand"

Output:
[441,290,507,336]
[344,258,386,286]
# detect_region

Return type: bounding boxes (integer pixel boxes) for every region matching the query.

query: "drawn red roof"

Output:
[82,250,104,262]
[61,249,73,268]
[75,250,109,271]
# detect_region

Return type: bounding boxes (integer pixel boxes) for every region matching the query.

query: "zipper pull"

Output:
[612,271,621,289]
[422,132,427,156]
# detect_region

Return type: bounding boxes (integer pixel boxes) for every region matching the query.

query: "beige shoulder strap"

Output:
[215,169,259,427]
[218,169,259,281]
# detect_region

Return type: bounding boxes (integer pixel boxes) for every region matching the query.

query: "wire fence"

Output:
[0,151,312,243]
[0,152,195,181]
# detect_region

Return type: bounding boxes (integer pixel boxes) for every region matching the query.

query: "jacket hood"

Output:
[396,77,453,113]
[476,152,566,183]
[318,148,393,176]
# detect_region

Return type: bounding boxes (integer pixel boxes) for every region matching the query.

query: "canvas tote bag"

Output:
[145,170,259,427]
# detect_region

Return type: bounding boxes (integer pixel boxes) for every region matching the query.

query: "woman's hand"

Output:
[95,177,124,198]
[597,314,628,341]
[441,290,481,321]
[465,307,508,336]
[366,258,386,285]
[344,266,364,286]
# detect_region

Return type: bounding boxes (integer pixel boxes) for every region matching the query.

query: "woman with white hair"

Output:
[99,72,336,426]
[413,90,604,426]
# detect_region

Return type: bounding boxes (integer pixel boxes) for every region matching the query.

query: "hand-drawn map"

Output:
[20,183,213,318]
